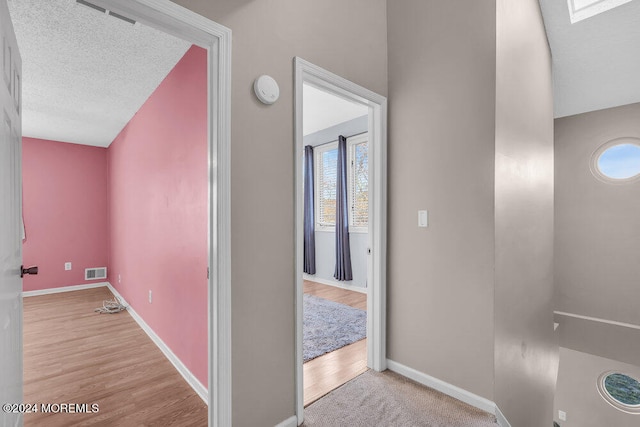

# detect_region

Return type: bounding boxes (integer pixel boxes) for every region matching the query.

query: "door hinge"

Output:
[207,267,210,279]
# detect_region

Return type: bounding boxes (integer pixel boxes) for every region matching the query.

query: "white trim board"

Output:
[554,310,640,331]
[495,405,512,427]
[106,283,208,403]
[386,359,497,415]
[302,274,367,294]
[22,282,108,297]
[85,2,233,426]
[273,415,297,427]
[294,57,388,426]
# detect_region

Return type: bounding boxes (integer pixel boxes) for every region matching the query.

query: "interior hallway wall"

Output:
[494,0,558,425]
[22,137,108,292]
[555,102,640,326]
[387,0,497,400]
[554,347,640,427]
[172,1,388,424]
[108,45,208,386]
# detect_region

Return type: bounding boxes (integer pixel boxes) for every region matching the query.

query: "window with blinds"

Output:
[316,143,338,228]
[349,135,368,231]
[314,133,369,232]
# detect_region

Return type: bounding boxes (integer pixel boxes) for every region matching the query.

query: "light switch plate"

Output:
[64,262,72,271]
[418,210,428,227]
[559,410,566,421]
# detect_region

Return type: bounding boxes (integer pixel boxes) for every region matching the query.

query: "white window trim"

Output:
[597,371,640,414]
[347,133,369,233]
[313,133,369,233]
[590,137,640,185]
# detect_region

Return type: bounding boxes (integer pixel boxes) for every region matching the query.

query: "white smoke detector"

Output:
[254,75,280,105]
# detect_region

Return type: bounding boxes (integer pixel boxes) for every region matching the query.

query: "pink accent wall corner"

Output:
[22,137,109,291]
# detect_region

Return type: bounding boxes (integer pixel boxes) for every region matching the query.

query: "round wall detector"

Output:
[254,75,280,105]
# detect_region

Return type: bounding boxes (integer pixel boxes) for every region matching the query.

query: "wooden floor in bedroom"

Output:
[303,280,368,407]
[22,286,207,426]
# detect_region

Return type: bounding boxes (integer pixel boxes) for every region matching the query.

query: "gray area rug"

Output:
[304,294,366,362]
[303,370,499,427]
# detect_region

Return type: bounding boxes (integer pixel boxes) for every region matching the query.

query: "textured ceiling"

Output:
[8,0,191,147]
[539,0,640,118]
[303,83,368,136]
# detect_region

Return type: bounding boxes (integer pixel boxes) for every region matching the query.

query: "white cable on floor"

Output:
[94,297,127,314]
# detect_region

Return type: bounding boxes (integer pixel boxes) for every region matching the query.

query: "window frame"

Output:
[597,371,640,414]
[347,133,369,233]
[590,137,640,184]
[313,133,369,233]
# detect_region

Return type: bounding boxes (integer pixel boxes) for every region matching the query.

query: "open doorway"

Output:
[294,58,387,423]
[301,83,369,406]
[2,0,231,425]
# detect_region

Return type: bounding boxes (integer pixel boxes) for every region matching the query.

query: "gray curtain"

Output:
[334,136,353,281]
[303,145,316,274]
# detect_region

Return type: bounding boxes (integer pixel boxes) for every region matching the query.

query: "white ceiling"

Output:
[539,0,640,118]
[7,0,191,147]
[303,83,368,136]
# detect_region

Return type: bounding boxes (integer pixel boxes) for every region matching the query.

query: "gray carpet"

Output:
[303,370,499,427]
[304,294,366,362]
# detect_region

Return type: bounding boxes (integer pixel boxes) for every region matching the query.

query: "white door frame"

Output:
[294,57,387,425]
[88,1,232,426]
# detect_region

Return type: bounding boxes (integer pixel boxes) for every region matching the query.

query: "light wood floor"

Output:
[23,287,207,426]
[303,281,368,407]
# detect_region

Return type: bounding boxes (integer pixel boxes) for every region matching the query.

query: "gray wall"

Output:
[556,313,640,367]
[305,116,369,288]
[313,231,368,288]
[387,0,497,400]
[172,1,388,425]
[554,347,640,427]
[555,102,640,326]
[494,0,558,426]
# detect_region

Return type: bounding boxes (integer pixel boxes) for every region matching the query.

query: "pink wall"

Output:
[22,137,108,292]
[107,45,208,386]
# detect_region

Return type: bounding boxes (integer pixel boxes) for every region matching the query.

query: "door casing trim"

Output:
[294,57,388,425]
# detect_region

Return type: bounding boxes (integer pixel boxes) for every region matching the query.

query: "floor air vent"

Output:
[85,267,107,280]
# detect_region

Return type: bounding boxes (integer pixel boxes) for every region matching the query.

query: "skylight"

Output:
[567,0,634,23]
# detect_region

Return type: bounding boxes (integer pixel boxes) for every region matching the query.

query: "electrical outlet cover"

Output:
[558,410,566,421]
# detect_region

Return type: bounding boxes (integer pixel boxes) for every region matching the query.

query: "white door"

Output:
[0,1,23,426]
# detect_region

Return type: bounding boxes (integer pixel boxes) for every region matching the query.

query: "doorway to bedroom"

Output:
[294,58,388,418]
[301,82,370,405]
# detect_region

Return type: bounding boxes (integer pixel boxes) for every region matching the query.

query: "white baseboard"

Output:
[105,283,208,404]
[22,282,109,297]
[386,359,496,415]
[274,415,298,427]
[495,405,511,427]
[303,274,367,294]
